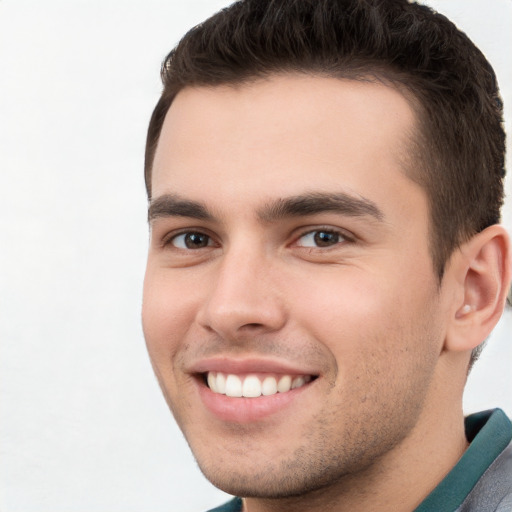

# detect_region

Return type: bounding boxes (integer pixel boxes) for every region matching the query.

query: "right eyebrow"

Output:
[148,194,213,222]
[257,191,384,223]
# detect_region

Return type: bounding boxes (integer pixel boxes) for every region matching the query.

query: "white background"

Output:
[0,1,511,511]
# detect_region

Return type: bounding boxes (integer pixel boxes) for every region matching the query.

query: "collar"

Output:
[414,408,512,511]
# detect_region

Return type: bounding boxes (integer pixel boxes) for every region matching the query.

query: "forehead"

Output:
[151,74,422,217]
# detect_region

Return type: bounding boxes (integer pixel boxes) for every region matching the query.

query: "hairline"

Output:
[146,68,425,199]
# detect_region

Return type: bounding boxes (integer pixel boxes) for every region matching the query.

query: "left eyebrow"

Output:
[257,192,384,223]
[147,194,214,222]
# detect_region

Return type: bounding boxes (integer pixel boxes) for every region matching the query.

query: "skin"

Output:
[142,75,509,511]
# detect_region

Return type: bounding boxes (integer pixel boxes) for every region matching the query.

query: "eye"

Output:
[296,229,346,248]
[170,231,213,249]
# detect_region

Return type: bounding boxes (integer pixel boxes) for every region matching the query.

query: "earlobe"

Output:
[445,225,511,353]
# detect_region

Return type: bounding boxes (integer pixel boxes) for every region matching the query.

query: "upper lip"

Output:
[189,357,319,376]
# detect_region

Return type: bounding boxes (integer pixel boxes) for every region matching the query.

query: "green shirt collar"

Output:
[415,408,512,511]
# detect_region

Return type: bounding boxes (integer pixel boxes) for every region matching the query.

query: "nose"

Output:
[196,246,287,341]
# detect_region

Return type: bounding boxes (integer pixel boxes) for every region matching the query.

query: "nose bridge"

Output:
[197,236,285,337]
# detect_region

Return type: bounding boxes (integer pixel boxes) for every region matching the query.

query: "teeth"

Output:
[225,374,243,397]
[261,376,277,396]
[277,375,292,393]
[292,376,305,389]
[206,372,312,398]
[207,372,217,393]
[242,375,261,398]
[216,372,226,394]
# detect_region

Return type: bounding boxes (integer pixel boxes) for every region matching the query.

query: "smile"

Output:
[206,372,313,398]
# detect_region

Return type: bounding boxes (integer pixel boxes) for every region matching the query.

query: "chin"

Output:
[192,444,370,500]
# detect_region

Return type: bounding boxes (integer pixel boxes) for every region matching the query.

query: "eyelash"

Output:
[294,228,351,249]
[162,226,353,251]
[162,230,216,250]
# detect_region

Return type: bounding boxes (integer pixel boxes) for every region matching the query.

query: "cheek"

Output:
[296,270,440,430]
[291,264,436,359]
[142,268,197,363]
[142,270,203,419]
[293,271,390,334]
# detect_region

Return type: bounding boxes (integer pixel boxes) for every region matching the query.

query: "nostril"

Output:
[196,292,287,338]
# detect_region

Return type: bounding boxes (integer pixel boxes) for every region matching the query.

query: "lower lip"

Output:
[197,380,312,423]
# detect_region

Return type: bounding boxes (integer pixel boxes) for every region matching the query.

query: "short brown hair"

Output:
[145,0,505,281]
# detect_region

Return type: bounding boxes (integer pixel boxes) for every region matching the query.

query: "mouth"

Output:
[203,371,316,398]
[191,359,320,422]
[191,364,320,425]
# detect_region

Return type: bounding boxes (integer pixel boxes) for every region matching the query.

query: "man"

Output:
[141,0,512,510]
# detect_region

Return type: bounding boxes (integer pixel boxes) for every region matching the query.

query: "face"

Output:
[142,75,449,498]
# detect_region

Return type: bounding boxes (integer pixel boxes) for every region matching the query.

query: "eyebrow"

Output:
[148,194,213,222]
[148,191,384,223]
[258,191,384,223]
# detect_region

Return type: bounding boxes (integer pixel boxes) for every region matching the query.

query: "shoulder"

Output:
[457,442,512,511]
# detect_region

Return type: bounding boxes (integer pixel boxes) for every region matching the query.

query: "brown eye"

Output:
[297,230,344,248]
[314,231,341,247]
[171,232,212,249]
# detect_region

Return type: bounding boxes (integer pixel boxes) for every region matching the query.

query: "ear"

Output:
[444,225,511,353]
